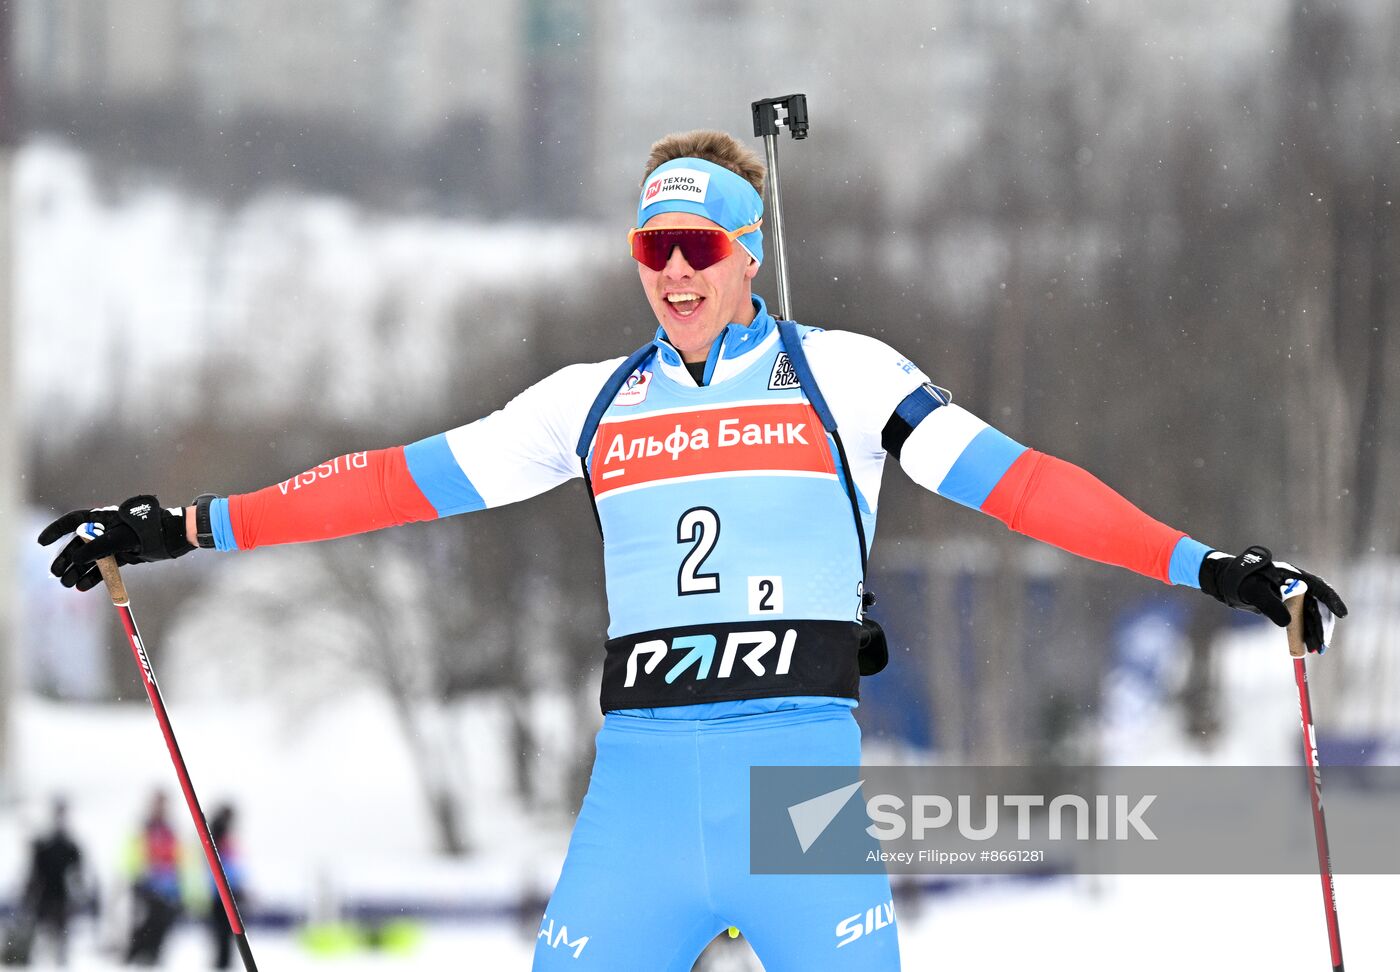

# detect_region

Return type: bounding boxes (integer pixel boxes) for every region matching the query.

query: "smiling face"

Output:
[637,212,760,363]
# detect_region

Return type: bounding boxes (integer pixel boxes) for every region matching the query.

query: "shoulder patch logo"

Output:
[615,369,651,406]
[768,353,801,391]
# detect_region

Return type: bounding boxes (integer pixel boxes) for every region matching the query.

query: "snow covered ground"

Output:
[5,623,1396,970]
[9,873,1397,969]
[6,573,1396,970]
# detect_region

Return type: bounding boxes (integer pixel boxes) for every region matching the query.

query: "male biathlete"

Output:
[41,129,1346,970]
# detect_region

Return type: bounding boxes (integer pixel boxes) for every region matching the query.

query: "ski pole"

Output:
[1284,583,1344,971]
[751,93,809,321]
[78,526,259,972]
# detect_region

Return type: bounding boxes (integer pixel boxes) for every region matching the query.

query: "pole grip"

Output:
[96,556,130,607]
[1286,590,1307,658]
[76,529,130,606]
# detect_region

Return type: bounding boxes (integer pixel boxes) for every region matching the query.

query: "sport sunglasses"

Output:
[627,220,763,272]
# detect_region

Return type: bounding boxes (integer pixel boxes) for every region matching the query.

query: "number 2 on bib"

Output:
[677,507,720,595]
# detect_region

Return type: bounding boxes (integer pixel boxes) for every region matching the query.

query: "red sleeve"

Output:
[228,447,438,550]
[980,450,1185,584]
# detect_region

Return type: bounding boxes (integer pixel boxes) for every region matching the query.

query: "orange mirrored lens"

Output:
[629,228,734,272]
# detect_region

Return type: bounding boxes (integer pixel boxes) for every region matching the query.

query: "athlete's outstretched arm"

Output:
[884,385,1346,649]
[887,397,1204,586]
[40,359,619,589]
[801,327,1207,588]
[210,359,621,550]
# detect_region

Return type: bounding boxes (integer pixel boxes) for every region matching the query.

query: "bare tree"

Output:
[170,524,499,856]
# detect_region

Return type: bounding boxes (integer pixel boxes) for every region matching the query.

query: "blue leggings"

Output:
[533,704,900,970]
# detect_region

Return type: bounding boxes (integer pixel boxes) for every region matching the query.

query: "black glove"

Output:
[38,496,194,592]
[1199,545,1348,653]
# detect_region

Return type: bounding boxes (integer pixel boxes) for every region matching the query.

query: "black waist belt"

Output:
[600,619,863,712]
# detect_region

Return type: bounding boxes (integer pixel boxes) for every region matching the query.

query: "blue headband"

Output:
[636,157,765,265]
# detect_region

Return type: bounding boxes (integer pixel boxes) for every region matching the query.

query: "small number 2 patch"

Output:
[748,576,783,614]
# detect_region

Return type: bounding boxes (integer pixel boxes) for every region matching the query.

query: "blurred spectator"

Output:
[205,805,246,970]
[123,792,182,966]
[892,875,923,925]
[11,797,86,966]
[517,880,549,944]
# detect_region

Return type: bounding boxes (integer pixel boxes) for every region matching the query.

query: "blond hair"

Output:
[643,130,765,196]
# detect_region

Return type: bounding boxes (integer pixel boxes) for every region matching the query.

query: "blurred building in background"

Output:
[12,0,563,212]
